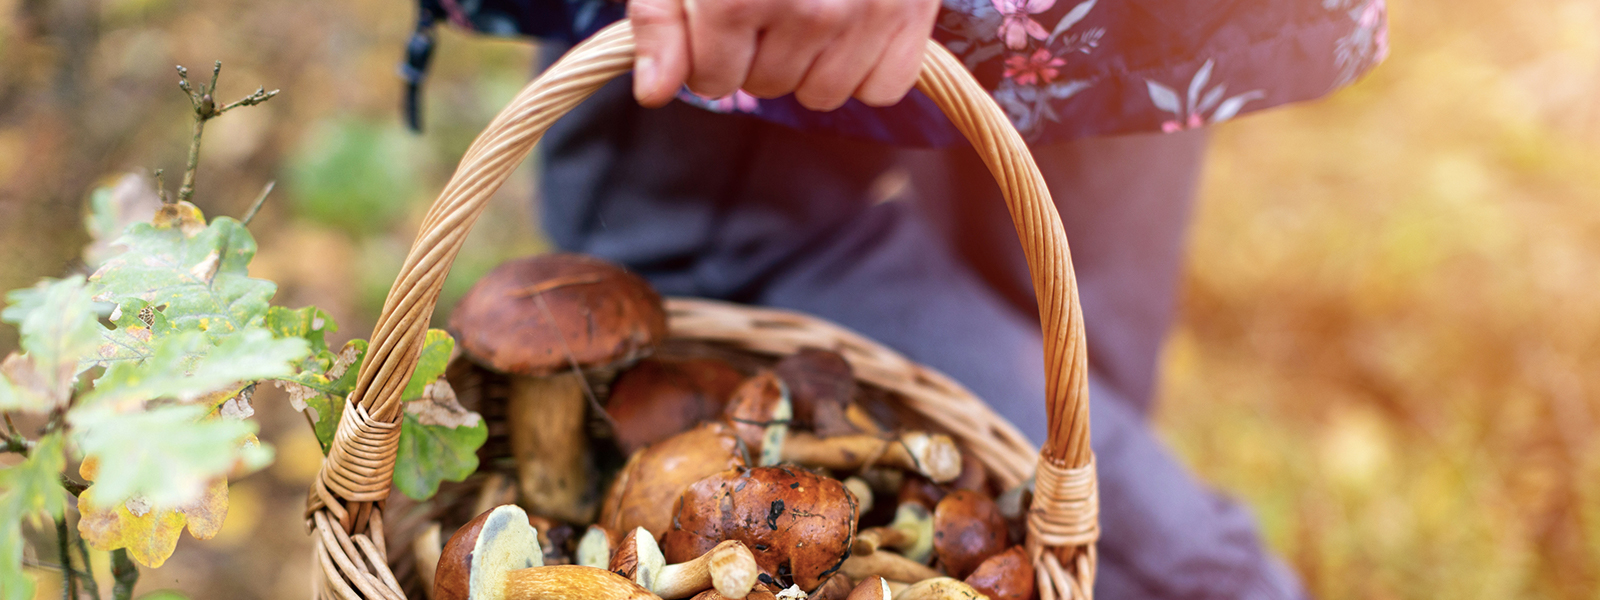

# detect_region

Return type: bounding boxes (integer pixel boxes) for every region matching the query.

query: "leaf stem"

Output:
[57,518,76,600]
[74,530,101,600]
[110,550,137,600]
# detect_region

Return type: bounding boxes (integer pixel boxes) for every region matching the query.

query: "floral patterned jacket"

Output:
[403,0,1387,146]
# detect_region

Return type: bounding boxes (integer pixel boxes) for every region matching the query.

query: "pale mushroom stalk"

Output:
[838,551,941,584]
[503,566,664,600]
[612,527,761,599]
[781,431,961,483]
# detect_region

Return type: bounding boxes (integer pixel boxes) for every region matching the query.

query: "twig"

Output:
[172,61,279,207]
[2,431,32,456]
[74,531,101,600]
[57,518,76,600]
[59,475,87,497]
[239,180,274,226]
[110,550,136,600]
[152,169,169,205]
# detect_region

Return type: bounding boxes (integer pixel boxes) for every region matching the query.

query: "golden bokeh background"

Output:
[1,0,1597,598]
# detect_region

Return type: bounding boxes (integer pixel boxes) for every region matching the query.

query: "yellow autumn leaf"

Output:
[75,457,229,568]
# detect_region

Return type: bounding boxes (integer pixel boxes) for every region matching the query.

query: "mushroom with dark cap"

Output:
[606,357,746,454]
[435,504,662,600]
[450,254,668,523]
[662,467,859,592]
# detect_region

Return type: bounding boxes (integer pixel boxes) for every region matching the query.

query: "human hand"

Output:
[628,0,941,111]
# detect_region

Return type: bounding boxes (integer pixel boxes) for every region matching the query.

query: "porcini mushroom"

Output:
[436,504,664,600]
[450,254,668,523]
[599,422,747,536]
[931,491,1008,579]
[892,578,989,600]
[662,467,858,592]
[961,547,1032,600]
[609,527,760,599]
[811,575,856,600]
[578,525,622,569]
[607,358,746,454]
[722,371,793,466]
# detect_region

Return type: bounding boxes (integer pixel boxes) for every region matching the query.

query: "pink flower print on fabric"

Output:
[992,0,1056,49]
[1004,49,1068,85]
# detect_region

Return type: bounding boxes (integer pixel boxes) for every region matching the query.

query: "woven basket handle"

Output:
[312,19,1096,600]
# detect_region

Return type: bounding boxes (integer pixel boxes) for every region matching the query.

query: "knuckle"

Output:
[796,86,849,111]
[800,0,850,31]
[628,0,678,24]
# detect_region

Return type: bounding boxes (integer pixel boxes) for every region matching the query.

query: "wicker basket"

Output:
[305,20,1099,600]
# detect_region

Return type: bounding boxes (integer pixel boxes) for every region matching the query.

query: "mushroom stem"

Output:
[415,522,443,599]
[891,579,988,600]
[504,565,663,600]
[509,373,595,523]
[781,432,960,483]
[851,503,932,563]
[578,525,619,569]
[656,541,761,599]
[838,552,940,584]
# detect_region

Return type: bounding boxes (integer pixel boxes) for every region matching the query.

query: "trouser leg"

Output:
[536,60,1306,600]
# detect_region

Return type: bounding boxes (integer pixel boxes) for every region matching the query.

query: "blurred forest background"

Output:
[1,0,1598,598]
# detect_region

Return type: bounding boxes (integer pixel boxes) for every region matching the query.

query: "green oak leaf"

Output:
[70,404,273,508]
[2,277,104,407]
[81,327,308,411]
[392,329,485,500]
[0,433,67,600]
[86,214,276,365]
[263,305,337,360]
[277,338,366,453]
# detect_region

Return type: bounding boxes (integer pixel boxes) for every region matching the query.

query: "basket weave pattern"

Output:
[307,21,1098,600]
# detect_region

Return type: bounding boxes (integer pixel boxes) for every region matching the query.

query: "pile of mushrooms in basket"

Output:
[426,254,1038,600]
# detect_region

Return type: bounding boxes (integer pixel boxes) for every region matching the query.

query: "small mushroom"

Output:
[811,575,856,600]
[843,477,875,515]
[851,501,933,563]
[892,578,989,600]
[450,254,668,523]
[578,525,622,569]
[845,577,892,600]
[837,551,940,584]
[961,547,1033,600]
[599,422,747,537]
[722,371,793,466]
[662,467,858,592]
[607,358,746,454]
[609,527,761,599]
[931,491,1008,579]
[780,431,961,483]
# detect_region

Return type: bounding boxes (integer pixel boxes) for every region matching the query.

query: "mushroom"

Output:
[608,527,761,599]
[722,371,794,466]
[691,583,779,600]
[450,254,668,523]
[811,575,856,600]
[435,504,661,600]
[845,577,892,600]
[961,547,1033,600]
[607,357,746,454]
[599,422,747,537]
[843,477,875,515]
[851,501,933,563]
[837,551,940,584]
[578,525,622,569]
[931,491,1008,579]
[662,467,858,592]
[780,431,961,483]
[893,578,989,600]
[416,522,444,598]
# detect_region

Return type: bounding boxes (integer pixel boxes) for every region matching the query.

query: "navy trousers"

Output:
[536,70,1308,599]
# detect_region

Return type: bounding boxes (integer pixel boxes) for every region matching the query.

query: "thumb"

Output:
[629,0,692,107]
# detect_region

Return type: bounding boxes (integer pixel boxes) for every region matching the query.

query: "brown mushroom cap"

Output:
[932,491,1009,579]
[599,423,748,537]
[722,371,790,458]
[662,467,859,592]
[607,358,746,454]
[963,546,1033,600]
[773,349,857,436]
[449,254,667,376]
[844,577,891,600]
